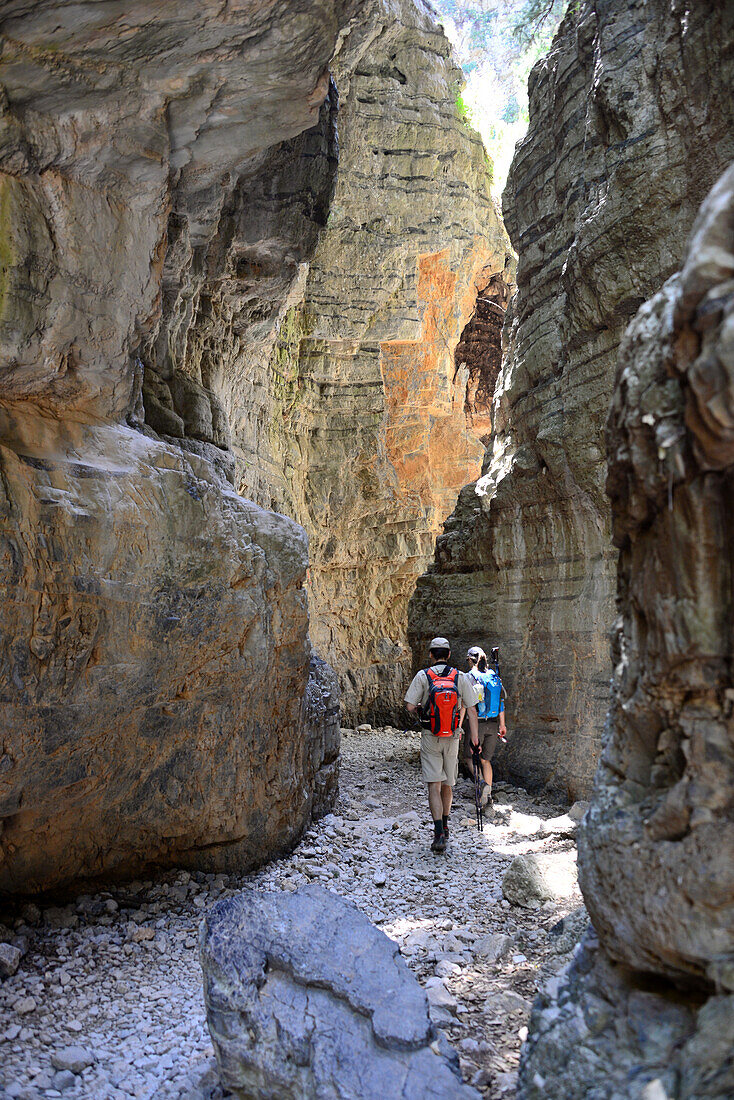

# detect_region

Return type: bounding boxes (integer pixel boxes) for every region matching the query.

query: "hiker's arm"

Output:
[466,705,479,746]
[499,684,507,735]
[459,704,466,729]
[406,703,418,715]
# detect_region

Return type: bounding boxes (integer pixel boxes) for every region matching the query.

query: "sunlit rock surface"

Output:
[410,0,734,799]
[230,0,513,723]
[0,0,367,893]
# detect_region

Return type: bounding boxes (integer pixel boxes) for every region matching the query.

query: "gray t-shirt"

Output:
[404,664,479,709]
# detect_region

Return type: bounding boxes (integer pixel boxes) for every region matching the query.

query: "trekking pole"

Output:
[471,743,483,832]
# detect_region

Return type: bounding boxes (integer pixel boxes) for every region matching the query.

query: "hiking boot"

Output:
[443,819,449,838]
[430,831,447,854]
[480,784,493,810]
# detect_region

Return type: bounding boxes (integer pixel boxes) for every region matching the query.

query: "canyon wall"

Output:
[0,0,510,891]
[409,0,734,798]
[0,0,368,894]
[517,156,734,1100]
[228,3,512,723]
[126,0,512,724]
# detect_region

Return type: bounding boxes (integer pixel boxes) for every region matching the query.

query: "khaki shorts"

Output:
[420,730,461,785]
[463,719,499,765]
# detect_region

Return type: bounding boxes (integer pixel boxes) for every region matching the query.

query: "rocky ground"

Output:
[0,729,586,1100]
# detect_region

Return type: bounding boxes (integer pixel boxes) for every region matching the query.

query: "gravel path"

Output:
[0,728,584,1100]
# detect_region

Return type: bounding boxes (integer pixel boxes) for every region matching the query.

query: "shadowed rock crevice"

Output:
[455,269,512,446]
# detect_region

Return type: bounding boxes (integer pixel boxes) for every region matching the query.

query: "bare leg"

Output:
[428,781,444,821]
[481,759,493,793]
[441,783,453,816]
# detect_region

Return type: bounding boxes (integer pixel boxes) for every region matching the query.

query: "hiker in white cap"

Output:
[460,645,507,813]
[404,637,479,853]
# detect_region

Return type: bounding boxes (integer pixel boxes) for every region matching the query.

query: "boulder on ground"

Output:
[518,931,734,1100]
[200,885,480,1100]
[50,1047,95,1074]
[502,854,555,909]
[474,932,513,963]
[0,942,22,978]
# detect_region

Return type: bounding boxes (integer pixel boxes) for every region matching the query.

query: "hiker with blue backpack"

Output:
[460,645,507,813]
[404,637,480,854]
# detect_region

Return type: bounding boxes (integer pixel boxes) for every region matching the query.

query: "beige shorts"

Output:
[463,719,499,764]
[420,730,461,785]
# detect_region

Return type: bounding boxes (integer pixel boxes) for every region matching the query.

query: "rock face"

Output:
[517,157,734,1100]
[206,0,515,726]
[0,1,371,892]
[0,0,511,890]
[580,163,734,986]
[409,0,734,798]
[304,657,342,821]
[519,931,734,1100]
[200,884,480,1099]
[230,1,512,723]
[0,412,327,893]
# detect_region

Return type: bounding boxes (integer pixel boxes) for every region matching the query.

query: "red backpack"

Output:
[423,665,461,736]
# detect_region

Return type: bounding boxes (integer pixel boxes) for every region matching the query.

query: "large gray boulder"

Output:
[518,931,734,1100]
[582,162,734,986]
[200,885,480,1100]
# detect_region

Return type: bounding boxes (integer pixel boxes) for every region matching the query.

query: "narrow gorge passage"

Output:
[0,732,582,1100]
[2,1,733,1097]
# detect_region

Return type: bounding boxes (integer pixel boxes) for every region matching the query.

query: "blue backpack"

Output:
[470,668,503,719]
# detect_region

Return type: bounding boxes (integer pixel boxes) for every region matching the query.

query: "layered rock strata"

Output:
[0,0,513,890]
[89,0,512,725]
[519,162,734,1099]
[200,885,480,1099]
[519,930,734,1100]
[232,2,512,722]
[409,0,734,798]
[0,1,372,893]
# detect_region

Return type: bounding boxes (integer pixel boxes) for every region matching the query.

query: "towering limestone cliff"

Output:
[222,4,512,722]
[0,0,508,892]
[0,0,362,894]
[518,156,734,1100]
[409,0,734,798]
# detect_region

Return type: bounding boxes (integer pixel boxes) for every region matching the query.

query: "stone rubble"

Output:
[0,728,583,1100]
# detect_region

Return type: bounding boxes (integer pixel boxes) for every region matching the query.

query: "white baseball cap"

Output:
[466,645,486,660]
[429,637,450,650]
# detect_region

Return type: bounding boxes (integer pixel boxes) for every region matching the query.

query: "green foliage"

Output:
[432,0,571,192]
[455,91,473,124]
[511,0,568,48]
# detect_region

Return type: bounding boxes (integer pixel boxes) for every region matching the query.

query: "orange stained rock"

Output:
[380,242,492,527]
